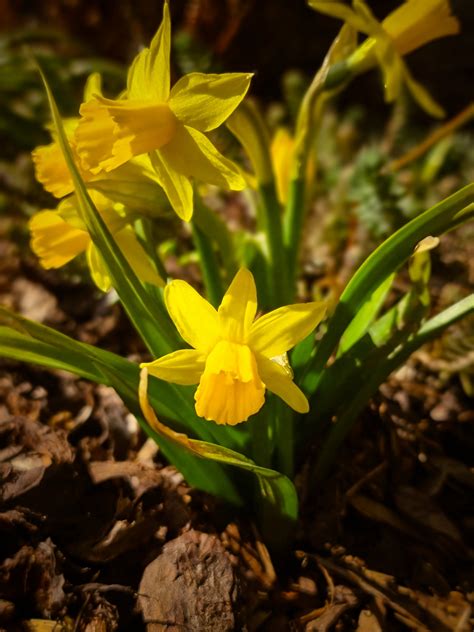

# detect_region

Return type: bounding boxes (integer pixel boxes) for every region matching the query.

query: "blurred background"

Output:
[0,0,473,144]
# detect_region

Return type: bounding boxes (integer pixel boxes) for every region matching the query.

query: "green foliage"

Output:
[349,147,407,239]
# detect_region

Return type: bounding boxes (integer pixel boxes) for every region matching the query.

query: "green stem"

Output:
[191,221,224,307]
[283,177,305,297]
[135,216,169,281]
[273,402,294,478]
[258,182,290,306]
[193,195,238,283]
[283,58,353,298]
[249,408,272,469]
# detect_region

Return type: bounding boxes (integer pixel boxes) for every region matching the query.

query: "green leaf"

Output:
[338,273,395,355]
[37,64,179,357]
[0,305,248,448]
[301,184,474,395]
[0,317,243,505]
[311,293,474,481]
[193,196,238,283]
[0,327,104,382]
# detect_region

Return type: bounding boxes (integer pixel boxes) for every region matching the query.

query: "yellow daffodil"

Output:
[29,191,163,292]
[75,2,252,221]
[309,0,460,117]
[271,128,295,204]
[141,268,326,425]
[32,74,169,217]
[271,128,316,204]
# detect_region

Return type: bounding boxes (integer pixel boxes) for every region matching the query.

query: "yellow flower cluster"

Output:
[30,74,166,291]
[29,1,253,290]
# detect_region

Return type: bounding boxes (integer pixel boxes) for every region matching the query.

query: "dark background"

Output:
[1,0,472,115]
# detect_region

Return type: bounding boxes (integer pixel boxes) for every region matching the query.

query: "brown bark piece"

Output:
[139,530,239,632]
[0,539,65,618]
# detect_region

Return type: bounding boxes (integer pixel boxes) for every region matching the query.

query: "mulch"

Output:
[0,227,473,632]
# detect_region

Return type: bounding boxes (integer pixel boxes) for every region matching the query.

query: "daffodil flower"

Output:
[75,2,252,221]
[32,74,169,218]
[309,0,460,117]
[29,191,163,292]
[141,268,326,425]
[271,128,295,205]
[271,128,316,204]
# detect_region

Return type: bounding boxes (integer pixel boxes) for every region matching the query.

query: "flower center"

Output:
[194,340,265,425]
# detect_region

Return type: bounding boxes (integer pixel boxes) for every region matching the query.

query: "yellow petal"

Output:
[161,125,246,191]
[308,1,371,34]
[141,349,206,385]
[194,340,265,425]
[83,72,103,102]
[168,72,253,132]
[76,100,118,173]
[249,301,326,358]
[218,268,257,343]
[401,63,445,118]
[32,142,76,198]
[32,117,91,199]
[382,0,460,56]
[164,279,219,352]
[86,243,112,292]
[150,149,194,220]
[29,210,90,268]
[127,1,171,101]
[114,228,164,287]
[226,100,273,186]
[87,154,169,215]
[372,38,403,103]
[77,97,177,173]
[256,353,309,414]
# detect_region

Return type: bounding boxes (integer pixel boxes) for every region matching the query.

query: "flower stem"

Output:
[134,216,168,281]
[191,221,224,307]
[283,177,305,297]
[193,195,238,284]
[258,181,290,306]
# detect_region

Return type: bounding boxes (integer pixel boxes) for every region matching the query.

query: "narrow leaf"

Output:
[37,64,178,357]
[139,368,298,525]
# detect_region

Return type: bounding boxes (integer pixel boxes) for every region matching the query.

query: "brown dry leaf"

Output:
[75,595,119,632]
[394,486,465,546]
[11,278,62,324]
[397,588,472,632]
[23,619,73,632]
[139,530,239,632]
[304,585,358,631]
[0,417,74,503]
[349,494,420,539]
[0,539,65,618]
